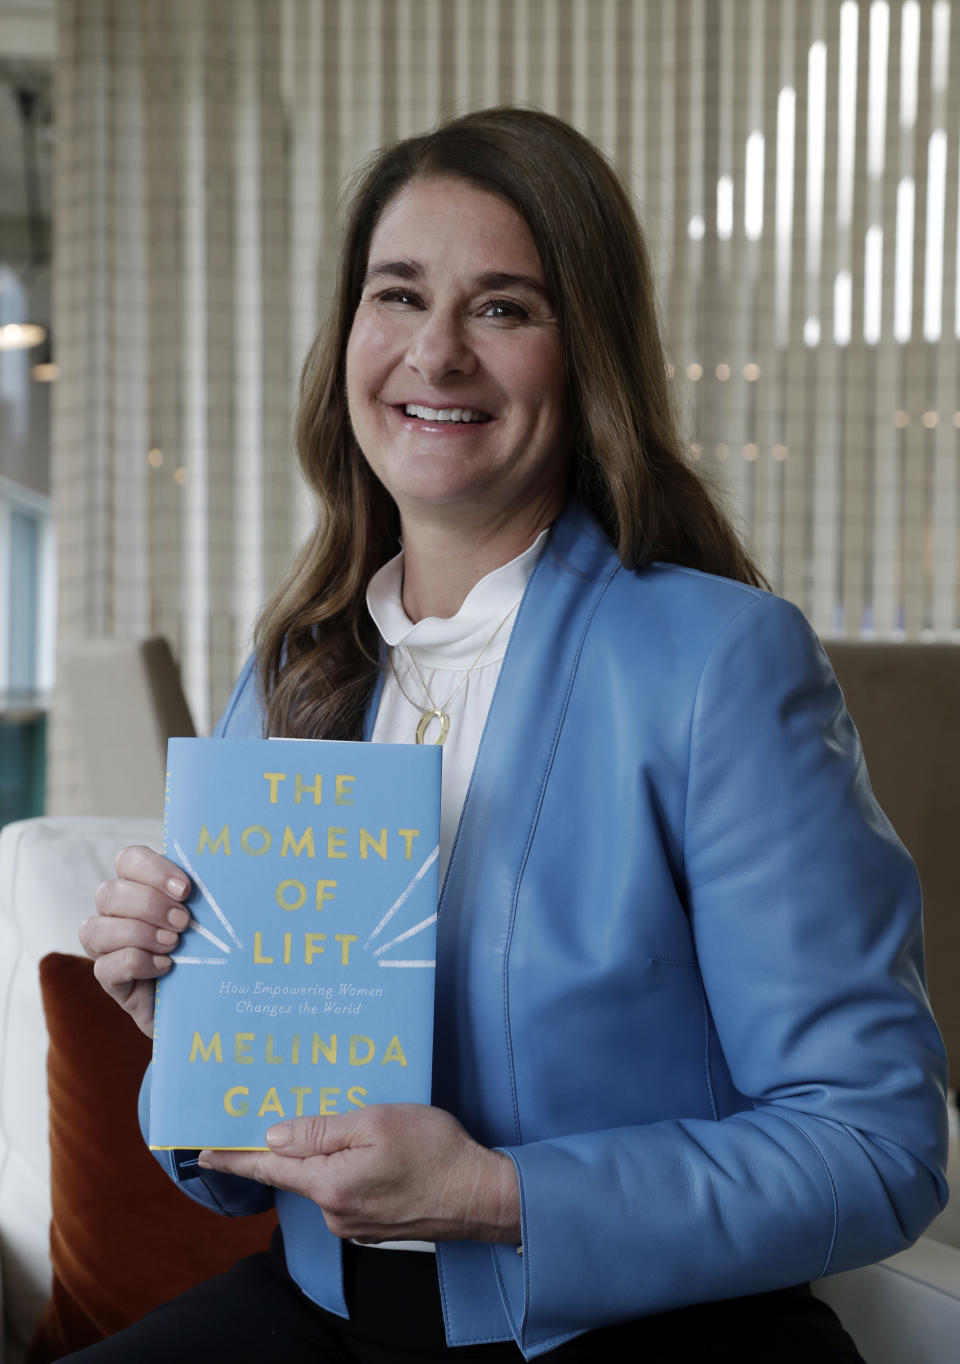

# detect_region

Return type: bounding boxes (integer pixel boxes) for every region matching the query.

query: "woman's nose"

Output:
[404,309,477,383]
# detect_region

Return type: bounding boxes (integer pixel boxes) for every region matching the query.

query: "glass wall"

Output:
[0,456,55,830]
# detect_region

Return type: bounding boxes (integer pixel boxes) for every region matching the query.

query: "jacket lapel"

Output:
[431,503,622,1142]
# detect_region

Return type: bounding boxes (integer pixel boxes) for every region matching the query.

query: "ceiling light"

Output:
[0,322,46,350]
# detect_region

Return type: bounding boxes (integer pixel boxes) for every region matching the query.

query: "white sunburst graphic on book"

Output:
[168,839,240,964]
[361,843,438,968]
[169,838,439,969]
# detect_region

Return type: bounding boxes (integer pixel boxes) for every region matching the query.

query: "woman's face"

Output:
[345,176,570,533]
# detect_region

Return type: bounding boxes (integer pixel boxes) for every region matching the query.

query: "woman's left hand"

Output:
[198,1104,521,1244]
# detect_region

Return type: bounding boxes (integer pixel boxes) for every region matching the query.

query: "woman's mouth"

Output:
[401,403,492,424]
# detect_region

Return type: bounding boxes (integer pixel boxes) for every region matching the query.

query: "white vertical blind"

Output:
[50,0,960,810]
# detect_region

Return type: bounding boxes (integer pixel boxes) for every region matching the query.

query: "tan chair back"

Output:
[824,642,960,1094]
[58,636,195,816]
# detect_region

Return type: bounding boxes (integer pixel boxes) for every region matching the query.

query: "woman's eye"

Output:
[377,287,422,307]
[481,299,529,321]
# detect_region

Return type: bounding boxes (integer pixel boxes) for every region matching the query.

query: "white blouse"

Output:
[366,528,549,888]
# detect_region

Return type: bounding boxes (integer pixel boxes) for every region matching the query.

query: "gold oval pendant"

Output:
[416,707,450,745]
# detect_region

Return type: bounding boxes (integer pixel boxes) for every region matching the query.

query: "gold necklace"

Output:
[388,601,521,744]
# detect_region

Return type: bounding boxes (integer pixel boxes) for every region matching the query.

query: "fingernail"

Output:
[168,907,190,929]
[153,955,172,971]
[167,876,188,897]
[266,1124,292,1148]
[157,928,177,946]
[198,1150,212,1168]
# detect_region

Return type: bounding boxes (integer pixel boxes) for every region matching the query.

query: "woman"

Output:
[79,108,948,1362]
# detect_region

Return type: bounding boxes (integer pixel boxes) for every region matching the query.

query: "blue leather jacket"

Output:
[145,503,949,1359]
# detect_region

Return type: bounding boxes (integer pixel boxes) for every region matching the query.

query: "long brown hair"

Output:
[256,107,765,740]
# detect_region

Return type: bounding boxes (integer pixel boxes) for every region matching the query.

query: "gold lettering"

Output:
[397,829,420,859]
[347,1085,368,1108]
[224,1086,249,1116]
[381,1035,408,1067]
[276,878,307,911]
[312,1034,337,1064]
[253,931,274,964]
[304,933,326,964]
[189,1032,222,1063]
[327,827,348,859]
[335,774,356,805]
[263,772,286,803]
[315,880,337,909]
[235,1033,255,1064]
[334,933,358,966]
[258,1087,285,1117]
[359,827,388,860]
[318,1087,341,1114]
[294,773,323,804]
[265,1034,283,1064]
[241,825,271,855]
[349,1035,375,1066]
[197,824,230,855]
[280,827,315,859]
[290,1086,312,1116]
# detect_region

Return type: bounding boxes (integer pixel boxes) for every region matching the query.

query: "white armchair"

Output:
[0,816,162,1363]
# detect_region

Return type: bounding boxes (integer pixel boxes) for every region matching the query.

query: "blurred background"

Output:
[7,16,960,1359]
[0,0,958,818]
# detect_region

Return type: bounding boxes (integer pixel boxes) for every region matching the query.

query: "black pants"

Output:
[62,1230,865,1362]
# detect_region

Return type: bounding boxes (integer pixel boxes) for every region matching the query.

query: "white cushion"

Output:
[0,816,161,1356]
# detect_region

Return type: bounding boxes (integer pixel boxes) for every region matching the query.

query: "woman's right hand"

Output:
[78,845,192,1037]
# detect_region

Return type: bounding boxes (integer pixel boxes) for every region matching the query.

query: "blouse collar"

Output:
[366,528,550,669]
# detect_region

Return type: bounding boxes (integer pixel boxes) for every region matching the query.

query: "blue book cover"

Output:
[148,736,441,1150]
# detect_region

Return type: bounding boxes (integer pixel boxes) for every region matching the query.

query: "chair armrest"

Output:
[812,1237,960,1363]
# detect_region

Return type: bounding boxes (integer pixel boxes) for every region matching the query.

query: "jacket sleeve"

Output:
[489,592,949,1356]
[138,1067,275,1215]
[141,655,274,1214]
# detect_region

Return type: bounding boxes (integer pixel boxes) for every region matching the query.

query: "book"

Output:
[148,736,441,1151]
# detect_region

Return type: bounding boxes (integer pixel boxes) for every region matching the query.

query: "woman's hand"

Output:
[78,844,192,1037]
[198,1104,522,1245]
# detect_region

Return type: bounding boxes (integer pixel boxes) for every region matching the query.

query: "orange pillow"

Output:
[28,954,277,1362]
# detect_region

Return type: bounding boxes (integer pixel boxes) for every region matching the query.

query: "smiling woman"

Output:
[345,177,570,587]
[76,107,947,1364]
